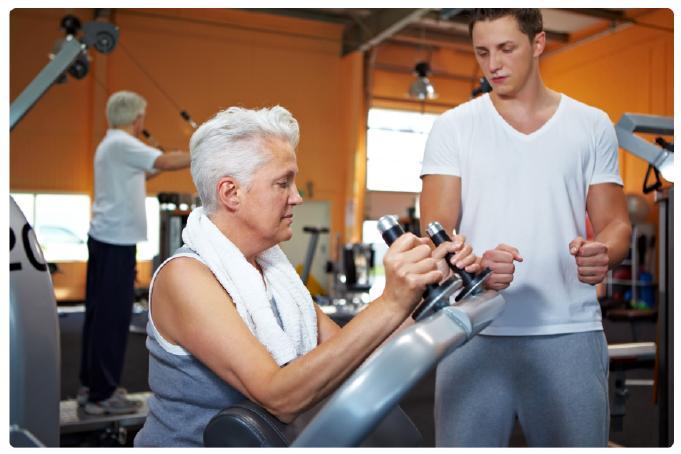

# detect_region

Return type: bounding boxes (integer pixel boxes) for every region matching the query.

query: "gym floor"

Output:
[57,306,659,447]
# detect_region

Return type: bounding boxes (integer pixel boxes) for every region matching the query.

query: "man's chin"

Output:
[494,86,518,99]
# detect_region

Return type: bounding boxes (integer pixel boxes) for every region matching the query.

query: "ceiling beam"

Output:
[542,29,570,43]
[439,8,466,21]
[557,8,626,22]
[398,26,471,44]
[439,11,569,42]
[241,8,353,25]
[391,26,472,51]
[342,9,431,56]
[383,38,473,55]
[388,29,567,54]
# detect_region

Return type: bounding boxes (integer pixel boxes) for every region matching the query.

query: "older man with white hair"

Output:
[133,105,482,446]
[80,90,191,415]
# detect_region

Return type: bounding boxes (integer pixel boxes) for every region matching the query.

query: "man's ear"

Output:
[532,31,546,58]
[216,176,240,211]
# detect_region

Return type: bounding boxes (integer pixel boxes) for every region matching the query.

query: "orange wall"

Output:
[10,8,364,299]
[10,9,97,193]
[10,8,363,237]
[540,8,673,285]
[10,9,673,298]
[541,8,673,219]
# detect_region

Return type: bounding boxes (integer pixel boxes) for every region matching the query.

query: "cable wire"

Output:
[117,40,184,113]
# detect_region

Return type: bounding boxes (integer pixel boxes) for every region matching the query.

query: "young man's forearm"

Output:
[595,219,632,268]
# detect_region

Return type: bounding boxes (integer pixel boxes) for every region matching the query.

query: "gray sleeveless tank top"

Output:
[134,247,283,447]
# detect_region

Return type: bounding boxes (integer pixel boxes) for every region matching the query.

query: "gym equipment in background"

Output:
[615,114,673,183]
[471,76,492,98]
[116,40,200,132]
[205,400,422,447]
[615,113,673,447]
[9,198,60,447]
[155,192,197,269]
[9,14,120,447]
[10,14,119,130]
[339,243,375,293]
[300,226,329,287]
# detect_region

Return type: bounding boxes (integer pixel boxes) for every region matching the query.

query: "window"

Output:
[11,193,35,225]
[11,193,91,262]
[361,220,387,300]
[137,197,160,261]
[10,192,160,262]
[363,108,438,294]
[33,194,90,262]
[366,108,438,193]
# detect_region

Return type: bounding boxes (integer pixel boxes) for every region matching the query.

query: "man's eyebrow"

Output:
[475,40,515,51]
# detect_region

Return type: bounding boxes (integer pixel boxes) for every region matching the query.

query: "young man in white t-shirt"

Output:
[420,9,631,447]
[80,91,191,415]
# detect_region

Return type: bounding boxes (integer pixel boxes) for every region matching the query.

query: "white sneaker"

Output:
[78,386,132,406]
[82,388,141,415]
[77,386,89,407]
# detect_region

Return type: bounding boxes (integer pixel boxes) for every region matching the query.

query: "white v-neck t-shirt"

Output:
[421,93,623,335]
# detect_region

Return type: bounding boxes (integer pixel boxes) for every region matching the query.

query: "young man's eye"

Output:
[503,47,514,53]
[477,51,488,57]
[277,181,289,188]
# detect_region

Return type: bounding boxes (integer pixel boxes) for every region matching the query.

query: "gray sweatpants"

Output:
[435,331,609,447]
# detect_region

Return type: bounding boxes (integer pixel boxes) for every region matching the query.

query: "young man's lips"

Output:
[491,76,507,83]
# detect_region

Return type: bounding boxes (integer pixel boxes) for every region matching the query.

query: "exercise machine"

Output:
[614,113,673,446]
[204,215,506,446]
[9,198,60,446]
[9,15,119,447]
[10,15,118,130]
[300,226,329,287]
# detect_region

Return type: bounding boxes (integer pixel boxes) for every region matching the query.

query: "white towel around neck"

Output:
[181,207,317,366]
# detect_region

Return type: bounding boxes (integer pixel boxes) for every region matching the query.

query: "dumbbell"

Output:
[426,221,492,302]
[377,215,461,321]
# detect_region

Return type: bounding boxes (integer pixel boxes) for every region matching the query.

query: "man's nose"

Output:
[488,51,502,74]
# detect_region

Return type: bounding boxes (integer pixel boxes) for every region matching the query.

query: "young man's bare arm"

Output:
[586,183,632,266]
[419,174,462,235]
[570,183,632,285]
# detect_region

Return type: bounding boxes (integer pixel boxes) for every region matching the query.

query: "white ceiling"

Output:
[540,9,606,34]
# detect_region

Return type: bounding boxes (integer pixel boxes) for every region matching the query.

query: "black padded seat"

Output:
[204,399,422,447]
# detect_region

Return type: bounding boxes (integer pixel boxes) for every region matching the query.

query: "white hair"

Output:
[106,91,147,128]
[189,106,300,214]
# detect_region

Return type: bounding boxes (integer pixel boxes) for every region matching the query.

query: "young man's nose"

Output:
[488,51,502,74]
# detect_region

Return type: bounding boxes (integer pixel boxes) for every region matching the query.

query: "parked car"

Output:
[35,225,88,262]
